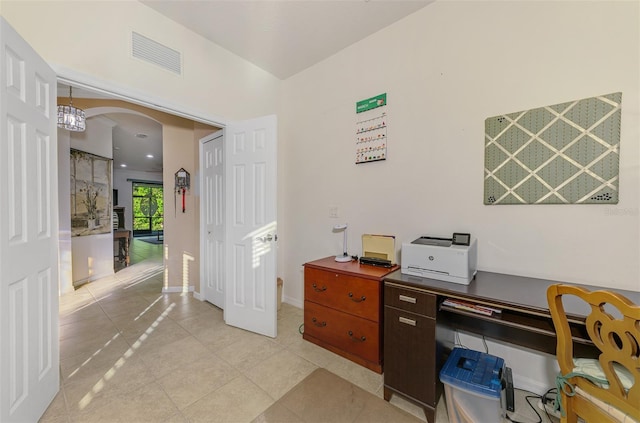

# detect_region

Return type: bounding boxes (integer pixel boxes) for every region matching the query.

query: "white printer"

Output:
[401,235,478,285]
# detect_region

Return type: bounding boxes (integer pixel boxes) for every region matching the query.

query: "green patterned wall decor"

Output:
[484,92,621,205]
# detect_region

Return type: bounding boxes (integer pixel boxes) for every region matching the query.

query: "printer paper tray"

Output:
[401,266,473,285]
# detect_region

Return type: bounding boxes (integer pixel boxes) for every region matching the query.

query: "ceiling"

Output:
[59,1,432,173]
[141,0,433,80]
[109,113,164,173]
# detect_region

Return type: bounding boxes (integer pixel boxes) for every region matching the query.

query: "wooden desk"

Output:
[113,229,131,266]
[382,270,640,423]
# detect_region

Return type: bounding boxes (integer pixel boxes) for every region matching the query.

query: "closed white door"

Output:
[224,115,278,338]
[202,130,225,308]
[0,17,59,422]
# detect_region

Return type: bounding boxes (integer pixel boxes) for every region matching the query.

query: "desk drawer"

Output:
[384,305,437,406]
[384,284,436,317]
[304,300,379,363]
[305,267,380,321]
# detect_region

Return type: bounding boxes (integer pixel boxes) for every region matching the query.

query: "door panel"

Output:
[202,131,224,308]
[201,131,225,309]
[224,115,277,338]
[0,17,59,422]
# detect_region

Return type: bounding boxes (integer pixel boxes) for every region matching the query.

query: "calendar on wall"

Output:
[356,93,387,164]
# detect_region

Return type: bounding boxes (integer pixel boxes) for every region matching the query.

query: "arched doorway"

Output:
[57,95,220,293]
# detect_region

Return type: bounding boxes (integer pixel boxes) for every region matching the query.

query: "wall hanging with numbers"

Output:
[356,93,387,164]
[484,92,621,205]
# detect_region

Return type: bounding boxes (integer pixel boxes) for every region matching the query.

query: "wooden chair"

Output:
[547,284,640,423]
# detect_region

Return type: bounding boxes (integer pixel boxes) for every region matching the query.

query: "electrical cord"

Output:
[505,387,558,423]
[505,388,542,423]
[453,331,468,349]
[298,323,304,334]
[540,388,558,422]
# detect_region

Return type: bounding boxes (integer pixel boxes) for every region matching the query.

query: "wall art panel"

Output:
[70,149,112,236]
[484,92,621,205]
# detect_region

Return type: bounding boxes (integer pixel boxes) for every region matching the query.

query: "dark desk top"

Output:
[384,270,640,318]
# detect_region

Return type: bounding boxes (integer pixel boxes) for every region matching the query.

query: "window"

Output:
[132,182,163,236]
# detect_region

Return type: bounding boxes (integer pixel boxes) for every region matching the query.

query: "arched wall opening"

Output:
[57,97,220,294]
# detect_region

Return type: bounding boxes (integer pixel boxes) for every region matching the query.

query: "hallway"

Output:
[42,239,430,422]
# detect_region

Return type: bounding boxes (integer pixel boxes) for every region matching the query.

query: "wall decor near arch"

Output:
[484,92,621,205]
[70,149,112,236]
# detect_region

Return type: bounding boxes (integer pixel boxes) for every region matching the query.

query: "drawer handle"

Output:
[311,317,326,327]
[399,316,416,326]
[348,331,366,342]
[348,292,366,303]
[312,283,327,292]
[399,294,417,304]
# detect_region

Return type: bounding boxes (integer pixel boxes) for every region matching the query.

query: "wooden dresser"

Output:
[303,256,399,373]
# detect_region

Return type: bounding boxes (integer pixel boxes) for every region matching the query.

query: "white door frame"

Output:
[54,66,227,129]
[52,69,229,297]
[57,71,278,334]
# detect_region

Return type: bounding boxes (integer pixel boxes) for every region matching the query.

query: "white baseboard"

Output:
[282,295,302,309]
[73,270,115,288]
[162,285,195,294]
[191,291,293,305]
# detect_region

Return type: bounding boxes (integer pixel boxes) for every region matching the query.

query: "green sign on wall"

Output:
[356,93,387,113]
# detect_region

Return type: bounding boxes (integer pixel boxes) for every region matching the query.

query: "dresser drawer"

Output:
[305,267,380,321]
[384,284,436,317]
[304,300,379,363]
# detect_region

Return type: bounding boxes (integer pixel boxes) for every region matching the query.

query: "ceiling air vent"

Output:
[131,32,182,75]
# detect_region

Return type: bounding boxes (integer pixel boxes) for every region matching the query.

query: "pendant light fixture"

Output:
[57,86,86,132]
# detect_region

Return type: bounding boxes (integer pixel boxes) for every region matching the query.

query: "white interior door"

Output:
[201,130,225,308]
[0,17,60,422]
[224,115,278,338]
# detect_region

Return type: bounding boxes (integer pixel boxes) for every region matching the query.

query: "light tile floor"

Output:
[42,238,555,423]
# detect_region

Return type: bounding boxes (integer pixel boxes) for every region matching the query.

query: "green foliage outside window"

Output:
[132,183,164,233]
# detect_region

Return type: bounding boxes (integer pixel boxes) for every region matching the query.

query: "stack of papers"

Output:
[441,298,502,316]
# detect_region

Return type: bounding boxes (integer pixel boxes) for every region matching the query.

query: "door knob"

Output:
[256,233,278,243]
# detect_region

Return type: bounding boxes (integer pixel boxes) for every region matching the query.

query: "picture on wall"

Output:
[70,149,112,236]
[484,92,621,205]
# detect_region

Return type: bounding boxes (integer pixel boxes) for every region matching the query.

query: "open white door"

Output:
[0,17,60,422]
[223,115,278,338]
[201,130,225,309]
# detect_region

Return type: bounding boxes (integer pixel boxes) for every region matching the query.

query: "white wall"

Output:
[0,1,280,122]
[279,1,639,392]
[113,169,163,232]
[69,117,116,286]
[57,129,73,295]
